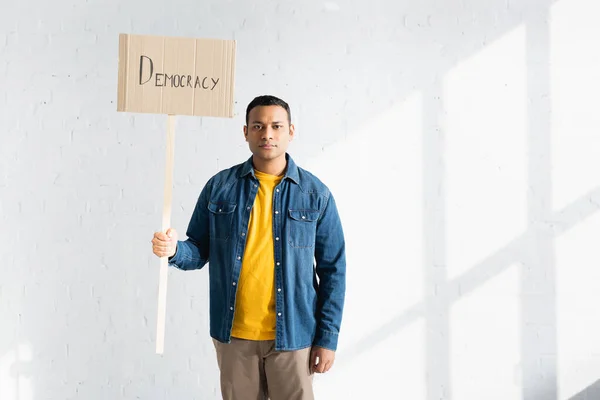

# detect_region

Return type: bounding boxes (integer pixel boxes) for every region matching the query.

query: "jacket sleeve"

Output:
[313,192,346,351]
[168,180,211,271]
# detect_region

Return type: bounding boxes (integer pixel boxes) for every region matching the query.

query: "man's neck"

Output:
[252,155,287,176]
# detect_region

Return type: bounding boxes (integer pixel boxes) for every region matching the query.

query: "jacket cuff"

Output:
[167,241,184,267]
[313,329,339,351]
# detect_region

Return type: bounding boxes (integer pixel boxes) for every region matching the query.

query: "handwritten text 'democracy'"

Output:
[139,56,220,90]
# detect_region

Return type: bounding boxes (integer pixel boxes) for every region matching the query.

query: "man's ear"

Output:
[289,124,295,141]
[243,125,248,141]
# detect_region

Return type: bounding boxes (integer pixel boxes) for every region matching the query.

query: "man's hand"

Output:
[151,228,178,258]
[310,346,335,374]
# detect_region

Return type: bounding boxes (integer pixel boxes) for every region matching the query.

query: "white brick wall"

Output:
[2,0,600,399]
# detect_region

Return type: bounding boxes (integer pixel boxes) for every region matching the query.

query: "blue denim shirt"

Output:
[168,154,346,351]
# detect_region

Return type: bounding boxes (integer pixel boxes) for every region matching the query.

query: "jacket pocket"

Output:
[287,209,320,248]
[207,201,236,241]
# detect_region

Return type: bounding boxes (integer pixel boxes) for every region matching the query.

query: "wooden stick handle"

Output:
[156,114,176,354]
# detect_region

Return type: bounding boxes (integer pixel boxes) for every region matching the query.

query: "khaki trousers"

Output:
[212,338,314,400]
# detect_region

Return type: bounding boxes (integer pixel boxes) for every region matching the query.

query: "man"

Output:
[151,95,346,400]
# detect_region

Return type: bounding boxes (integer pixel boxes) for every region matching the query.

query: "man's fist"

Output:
[152,228,178,258]
[310,346,335,374]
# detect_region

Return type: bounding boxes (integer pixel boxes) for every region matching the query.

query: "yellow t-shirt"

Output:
[231,169,283,340]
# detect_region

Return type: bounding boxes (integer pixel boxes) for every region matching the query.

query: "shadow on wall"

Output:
[569,380,600,400]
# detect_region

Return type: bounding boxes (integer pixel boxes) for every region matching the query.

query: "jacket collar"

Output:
[239,153,300,185]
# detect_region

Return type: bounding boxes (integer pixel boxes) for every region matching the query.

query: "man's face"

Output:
[244,105,294,164]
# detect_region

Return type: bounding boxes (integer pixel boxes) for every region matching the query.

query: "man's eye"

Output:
[253,125,262,130]
[273,125,282,129]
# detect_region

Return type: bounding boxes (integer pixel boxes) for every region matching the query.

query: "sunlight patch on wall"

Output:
[556,211,600,399]
[444,26,527,281]
[0,343,34,400]
[550,0,600,213]
[451,263,521,400]
[305,92,424,355]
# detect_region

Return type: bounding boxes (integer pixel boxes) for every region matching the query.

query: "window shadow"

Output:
[569,380,600,400]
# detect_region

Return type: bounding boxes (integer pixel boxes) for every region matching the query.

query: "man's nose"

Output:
[261,127,274,140]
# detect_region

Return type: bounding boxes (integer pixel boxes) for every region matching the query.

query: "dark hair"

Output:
[245,95,291,125]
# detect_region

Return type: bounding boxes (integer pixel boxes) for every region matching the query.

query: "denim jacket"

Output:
[168,154,346,351]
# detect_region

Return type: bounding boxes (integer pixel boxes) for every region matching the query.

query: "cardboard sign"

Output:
[117,33,236,117]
